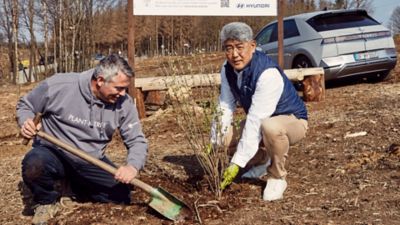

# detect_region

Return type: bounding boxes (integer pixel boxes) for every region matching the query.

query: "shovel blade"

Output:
[149,187,192,221]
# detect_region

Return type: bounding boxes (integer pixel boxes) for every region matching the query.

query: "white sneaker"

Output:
[241,159,271,179]
[263,178,287,201]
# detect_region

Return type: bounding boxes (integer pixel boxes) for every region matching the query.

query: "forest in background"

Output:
[1,0,399,84]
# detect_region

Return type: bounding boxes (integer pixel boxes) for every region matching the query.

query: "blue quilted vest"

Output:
[224,50,308,120]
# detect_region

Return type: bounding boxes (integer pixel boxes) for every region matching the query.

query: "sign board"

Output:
[134,0,277,16]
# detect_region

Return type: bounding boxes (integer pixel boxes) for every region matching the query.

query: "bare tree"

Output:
[348,0,373,14]
[328,0,374,14]
[334,0,346,9]
[41,0,49,71]
[78,0,94,70]
[66,0,85,71]
[11,0,18,84]
[39,0,59,73]
[318,0,333,10]
[0,0,18,82]
[389,6,400,35]
[58,0,63,71]
[20,0,39,82]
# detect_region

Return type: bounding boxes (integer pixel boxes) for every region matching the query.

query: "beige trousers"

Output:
[224,114,308,179]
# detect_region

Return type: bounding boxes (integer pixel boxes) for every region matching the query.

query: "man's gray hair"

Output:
[220,22,253,43]
[93,54,134,82]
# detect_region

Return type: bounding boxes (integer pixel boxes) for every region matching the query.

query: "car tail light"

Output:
[336,34,363,42]
[322,31,392,45]
[363,31,391,39]
[322,37,335,44]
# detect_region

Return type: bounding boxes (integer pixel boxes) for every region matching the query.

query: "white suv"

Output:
[255,9,398,81]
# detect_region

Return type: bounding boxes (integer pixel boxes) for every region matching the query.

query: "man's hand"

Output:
[20,118,42,139]
[220,163,239,190]
[115,165,138,184]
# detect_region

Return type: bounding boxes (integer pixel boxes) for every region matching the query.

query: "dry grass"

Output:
[134,53,225,77]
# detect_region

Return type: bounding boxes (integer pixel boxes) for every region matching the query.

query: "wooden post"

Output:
[128,0,146,118]
[135,88,146,119]
[302,74,325,102]
[277,0,284,68]
[145,91,166,106]
[127,0,134,78]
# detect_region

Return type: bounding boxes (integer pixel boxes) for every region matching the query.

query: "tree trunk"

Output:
[53,27,57,73]
[7,42,13,82]
[89,0,94,69]
[72,29,76,71]
[42,0,49,71]
[11,0,18,84]
[155,16,158,56]
[27,0,38,82]
[58,0,63,72]
[171,17,174,55]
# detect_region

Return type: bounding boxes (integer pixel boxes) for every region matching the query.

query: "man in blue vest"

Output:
[211,22,308,201]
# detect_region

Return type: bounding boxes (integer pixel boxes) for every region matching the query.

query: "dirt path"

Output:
[0,64,399,224]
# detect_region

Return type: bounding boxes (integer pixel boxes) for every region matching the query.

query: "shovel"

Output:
[23,114,192,221]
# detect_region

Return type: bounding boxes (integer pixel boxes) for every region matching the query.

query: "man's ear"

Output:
[250,40,257,52]
[96,76,105,87]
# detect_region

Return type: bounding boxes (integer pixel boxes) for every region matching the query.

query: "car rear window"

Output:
[306,10,380,32]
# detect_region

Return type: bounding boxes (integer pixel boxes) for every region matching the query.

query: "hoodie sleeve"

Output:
[16,81,49,127]
[119,97,148,170]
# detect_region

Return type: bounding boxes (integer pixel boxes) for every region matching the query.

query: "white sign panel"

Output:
[134,0,277,16]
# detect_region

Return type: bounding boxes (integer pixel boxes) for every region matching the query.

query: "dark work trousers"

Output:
[22,145,131,205]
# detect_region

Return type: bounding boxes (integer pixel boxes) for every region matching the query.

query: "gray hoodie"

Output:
[16,69,148,170]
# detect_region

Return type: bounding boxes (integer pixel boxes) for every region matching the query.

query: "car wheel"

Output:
[291,55,313,91]
[292,55,312,68]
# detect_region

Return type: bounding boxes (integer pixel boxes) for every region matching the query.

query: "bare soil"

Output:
[0,52,400,225]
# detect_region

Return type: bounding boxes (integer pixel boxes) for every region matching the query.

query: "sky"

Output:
[371,0,400,27]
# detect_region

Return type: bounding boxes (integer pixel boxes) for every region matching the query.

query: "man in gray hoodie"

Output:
[17,54,148,225]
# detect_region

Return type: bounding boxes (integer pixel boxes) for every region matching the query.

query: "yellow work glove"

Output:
[220,163,239,190]
[204,143,213,155]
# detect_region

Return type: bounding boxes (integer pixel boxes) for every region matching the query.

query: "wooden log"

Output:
[284,67,325,81]
[135,68,325,91]
[134,67,325,115]
[135,88,146,119]
[135,74,221,91]
[302,74,325,102]
[145,90,166,106]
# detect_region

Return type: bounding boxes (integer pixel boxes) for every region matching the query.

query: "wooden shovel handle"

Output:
[22,113,42,145]
[35,130,157,195]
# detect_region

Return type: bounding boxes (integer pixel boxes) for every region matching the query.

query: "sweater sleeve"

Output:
[16,81,49,127]
[119,97,148,170]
